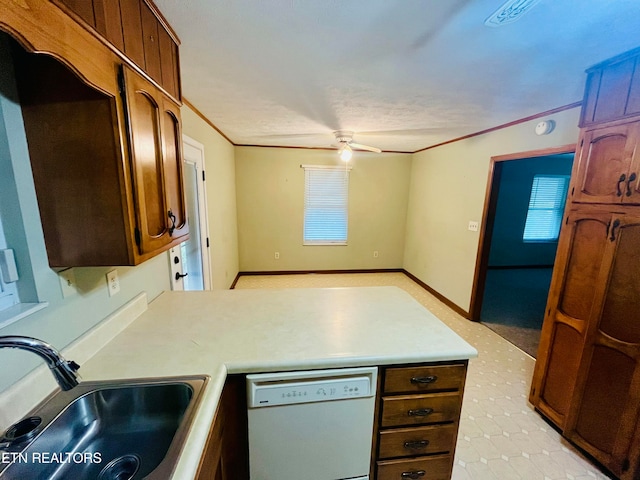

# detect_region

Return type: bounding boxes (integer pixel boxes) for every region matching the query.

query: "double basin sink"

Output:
[0,375,208,479]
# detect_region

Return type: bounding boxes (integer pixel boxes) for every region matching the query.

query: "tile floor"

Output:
[234,272,612,480]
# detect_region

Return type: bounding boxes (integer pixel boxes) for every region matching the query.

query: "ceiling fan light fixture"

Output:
[339,144,353,162]
[484,0,543,27]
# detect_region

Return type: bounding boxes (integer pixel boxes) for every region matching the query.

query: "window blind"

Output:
[523,175,570,242]
[302,165,350,245]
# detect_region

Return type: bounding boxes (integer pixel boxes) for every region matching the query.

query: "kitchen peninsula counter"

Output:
[77,286,478,479]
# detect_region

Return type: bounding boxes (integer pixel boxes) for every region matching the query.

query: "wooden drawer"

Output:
[381,392,461,427]
[384,365,466,394]
[376,454,452,480]
[378,424,456,459]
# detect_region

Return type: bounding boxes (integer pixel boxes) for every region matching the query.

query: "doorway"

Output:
[169,135,212,291]
[469,145,575,357]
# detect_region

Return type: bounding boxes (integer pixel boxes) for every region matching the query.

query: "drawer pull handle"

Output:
[401,470,426,479]
[404,439,430,449]
[408,408,434,417]
[410,375,438,385]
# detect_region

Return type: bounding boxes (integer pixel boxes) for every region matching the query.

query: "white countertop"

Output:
[67,286,478,479]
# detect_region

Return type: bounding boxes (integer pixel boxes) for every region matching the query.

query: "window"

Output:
[523,175,570,242]
[302,165,350,245]
[0,224,18,311]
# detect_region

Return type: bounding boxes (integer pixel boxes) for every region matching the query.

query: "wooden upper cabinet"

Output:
[50,0,181,101]
[570,122,640,205]
[581,48,640,127]
[122,65,188,256]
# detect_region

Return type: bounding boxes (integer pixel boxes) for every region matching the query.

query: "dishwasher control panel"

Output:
[247,367,377,408]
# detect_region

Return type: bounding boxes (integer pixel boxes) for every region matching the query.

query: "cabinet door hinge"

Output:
[134,227,141,246]
[206,237,210,248]
[117,68,125,95]
[202,170,206,182]
[580,138,584,147]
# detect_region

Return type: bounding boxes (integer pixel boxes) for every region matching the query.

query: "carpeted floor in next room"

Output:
[234,271,611,480]
[479,268,553,358]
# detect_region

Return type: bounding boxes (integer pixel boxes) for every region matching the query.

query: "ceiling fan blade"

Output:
[349,142,382,153]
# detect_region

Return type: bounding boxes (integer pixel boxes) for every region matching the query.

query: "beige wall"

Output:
[403,108,582,312]
[235,147,412,271]
[181,106,239,289]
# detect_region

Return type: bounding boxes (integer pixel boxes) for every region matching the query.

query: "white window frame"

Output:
[302,165,351,246]
[522,174,570,243]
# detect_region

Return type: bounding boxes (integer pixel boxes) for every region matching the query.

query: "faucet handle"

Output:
[67,360,80,372]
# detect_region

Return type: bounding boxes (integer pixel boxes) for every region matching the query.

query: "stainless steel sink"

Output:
[0,375,208,479]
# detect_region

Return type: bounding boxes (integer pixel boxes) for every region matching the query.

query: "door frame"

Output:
[468,143,576,321]
[180,134,212,290]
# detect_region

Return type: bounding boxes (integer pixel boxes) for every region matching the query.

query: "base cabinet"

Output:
[372,362,467,480]
[197,363,467,480]
[196,375,249,480]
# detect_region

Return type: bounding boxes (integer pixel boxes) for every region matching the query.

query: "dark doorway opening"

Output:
[470,145,575,357]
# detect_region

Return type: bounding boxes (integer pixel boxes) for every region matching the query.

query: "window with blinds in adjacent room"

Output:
[302,165,351,245]
[522,174,570,242]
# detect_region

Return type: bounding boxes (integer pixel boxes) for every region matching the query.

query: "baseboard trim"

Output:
[488,265,554,270]
[401,270,471,320]
[231,269,469,320]
[231,269,404,289]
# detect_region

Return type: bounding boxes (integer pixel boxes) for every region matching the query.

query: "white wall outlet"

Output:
[106,269,120,297]
[58,268,77,298]
[373,251,379,258]
[468,221,479,232]
[274,252,280,259]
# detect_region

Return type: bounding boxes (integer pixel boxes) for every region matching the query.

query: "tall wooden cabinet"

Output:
[531,47,640,480]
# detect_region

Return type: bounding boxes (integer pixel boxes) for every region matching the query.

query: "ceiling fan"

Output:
[334,130,381,161]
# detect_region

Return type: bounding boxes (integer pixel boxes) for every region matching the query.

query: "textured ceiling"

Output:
[155,0,640,153]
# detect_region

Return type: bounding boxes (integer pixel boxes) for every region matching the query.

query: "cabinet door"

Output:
[140,0,162,82]
[565,215,640,479]
[122,66,171,255]
[160,97,188,240]
[120,0,145,68]
[571,123,640,205]
[530,210,611,428]
[93,0,125,51]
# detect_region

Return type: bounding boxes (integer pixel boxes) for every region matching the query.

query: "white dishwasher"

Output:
[246,366,378,480]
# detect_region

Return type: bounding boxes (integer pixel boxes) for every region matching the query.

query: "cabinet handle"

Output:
[616,173,626,197]
[408,408,433,417]
[168,210,177,236]
[401,470,426,479]
[411,375,438,385]
[626,172,637,196]
[609,219,621,241]
[404,439,430,450]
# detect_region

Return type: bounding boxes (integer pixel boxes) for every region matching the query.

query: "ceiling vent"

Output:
[484,0,543,27]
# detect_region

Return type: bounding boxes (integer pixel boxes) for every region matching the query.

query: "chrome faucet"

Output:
[0,336,80,390]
